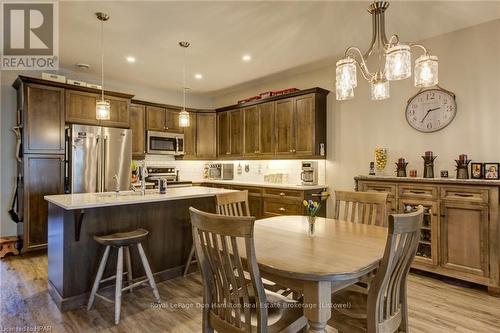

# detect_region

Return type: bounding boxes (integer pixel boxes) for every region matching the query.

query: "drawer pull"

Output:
[454,193,474,197]
[372,188,387,192]
[279,207,286,212]
[410,190,426,194]
[279,192,285,196]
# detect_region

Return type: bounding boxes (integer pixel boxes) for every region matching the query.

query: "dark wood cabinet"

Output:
[100,96,130,128]
[146,106,180,132]
[258,102,275,156]
[229,110,243,157]
[65,90,99,125]
[23,154,65,250]
[244,106,260,157]
[130,103,145,156]
[218,111,231,156]
[165,109,180,132]
[146,106,166,131]
[65,90,130,128]
[218,109,243,158]
[22,84,65,154]
[183,112,197,158]
[275,98,296,155]
[196,112,217,159]
[294,94,315,155]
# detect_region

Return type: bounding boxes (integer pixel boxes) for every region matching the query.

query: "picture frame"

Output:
[483,163,500,180]
[471,163,484,179]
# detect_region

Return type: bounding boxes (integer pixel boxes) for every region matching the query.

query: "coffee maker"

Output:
[301,161,318,185]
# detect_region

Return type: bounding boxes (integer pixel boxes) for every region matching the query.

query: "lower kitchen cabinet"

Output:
[356,176,500,294]
[22,154,65,251]
[203,183,327,219]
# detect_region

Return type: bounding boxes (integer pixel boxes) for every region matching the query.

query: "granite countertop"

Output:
[201,180,327,190]
[355,175,500,186]
[44,186,236,210]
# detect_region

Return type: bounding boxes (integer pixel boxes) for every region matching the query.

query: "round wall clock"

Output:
[406,87,457,133]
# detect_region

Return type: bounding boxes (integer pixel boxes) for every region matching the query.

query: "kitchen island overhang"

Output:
[44,186,236,311]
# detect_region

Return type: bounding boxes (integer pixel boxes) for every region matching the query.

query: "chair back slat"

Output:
[367,206,424,333]
[334,191,389,227]
[190,207,267,333]
[216,190,251,217]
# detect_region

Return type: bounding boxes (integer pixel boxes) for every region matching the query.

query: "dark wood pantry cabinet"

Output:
[13,76,134,252]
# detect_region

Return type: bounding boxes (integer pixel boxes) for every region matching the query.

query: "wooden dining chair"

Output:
[184,190,250,276]
[189,207,308,333]
[328,206,424,333]
[334,190,390,227]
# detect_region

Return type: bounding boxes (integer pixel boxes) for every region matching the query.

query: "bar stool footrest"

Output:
[95,293,115,304]
[121,279,149,292]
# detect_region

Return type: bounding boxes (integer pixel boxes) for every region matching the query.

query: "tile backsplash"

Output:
[143,155,326,185]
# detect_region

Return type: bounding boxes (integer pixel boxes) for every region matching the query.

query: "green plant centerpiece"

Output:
[303,199,321,237]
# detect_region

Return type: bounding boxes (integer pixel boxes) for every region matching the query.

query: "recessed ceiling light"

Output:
[194,73,203,80]
[126,56,136,63]
[242,54,252,62]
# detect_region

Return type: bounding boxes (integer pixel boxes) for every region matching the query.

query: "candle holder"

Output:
[455,159,471,179]
[395,159,408,177]
[422,155,437,178]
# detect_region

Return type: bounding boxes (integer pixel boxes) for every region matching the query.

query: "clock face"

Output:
[406,89,457,133]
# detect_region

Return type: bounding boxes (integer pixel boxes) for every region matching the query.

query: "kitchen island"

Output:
[44,186,235,311]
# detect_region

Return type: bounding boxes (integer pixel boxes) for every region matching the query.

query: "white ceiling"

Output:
[59,1,500,94]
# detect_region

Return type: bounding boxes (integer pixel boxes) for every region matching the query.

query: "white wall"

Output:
[213,19,500,216]
[0,69,214,237]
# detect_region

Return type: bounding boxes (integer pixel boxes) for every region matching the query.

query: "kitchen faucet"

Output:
[137,162,148,196]
[113,174,120,193]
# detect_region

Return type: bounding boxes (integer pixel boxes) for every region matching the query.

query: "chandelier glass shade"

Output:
[415,54,439,88]
[336,1,439,101]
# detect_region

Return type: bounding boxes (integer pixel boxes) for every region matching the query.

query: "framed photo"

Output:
[484,163,500,180]
[471,163,484,179]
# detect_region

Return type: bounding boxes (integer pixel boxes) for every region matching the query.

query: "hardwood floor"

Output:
[1,252,500,332]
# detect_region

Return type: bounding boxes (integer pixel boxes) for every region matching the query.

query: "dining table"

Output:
[251,215,388,333]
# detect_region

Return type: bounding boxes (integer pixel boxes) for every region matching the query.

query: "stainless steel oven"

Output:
[147,131,184,155]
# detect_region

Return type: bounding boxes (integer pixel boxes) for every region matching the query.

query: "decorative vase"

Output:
[308,216,317,237]
[375,148,388,173]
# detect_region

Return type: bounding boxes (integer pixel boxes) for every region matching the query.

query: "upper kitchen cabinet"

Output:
[275,97,296,156]
[196,112,217,159]
[15,83,65,155]
[217,87,328,160]
[66,90,131,128]
[146,105,181,132]
[217,109,243,158]
[129,103,146,156]
[182,111,197,159]
[217,111,230,156]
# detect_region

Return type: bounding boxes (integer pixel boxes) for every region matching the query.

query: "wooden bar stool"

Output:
[87,228,160,325]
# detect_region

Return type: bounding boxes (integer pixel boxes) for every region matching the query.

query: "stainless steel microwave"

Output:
[147,131,184,155]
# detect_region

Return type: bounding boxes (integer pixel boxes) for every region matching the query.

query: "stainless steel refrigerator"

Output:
[67,124,132,193]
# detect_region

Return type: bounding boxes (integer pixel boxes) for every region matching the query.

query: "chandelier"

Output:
[95,12,110,120]
[336,1,439,101]
[178,41,191,127]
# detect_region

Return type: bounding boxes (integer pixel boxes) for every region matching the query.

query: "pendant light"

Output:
[96,12,110,120]
[178,41,190,127]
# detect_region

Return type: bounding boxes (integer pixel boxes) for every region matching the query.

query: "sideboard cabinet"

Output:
[355,176,500,294]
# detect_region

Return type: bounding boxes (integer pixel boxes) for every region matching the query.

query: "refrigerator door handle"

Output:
[103,136,108,192]
[96,135,102,192]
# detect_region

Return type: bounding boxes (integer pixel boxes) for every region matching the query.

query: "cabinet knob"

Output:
[279,207,286,212]
[279,192,285,196]
[226,152,231,155]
